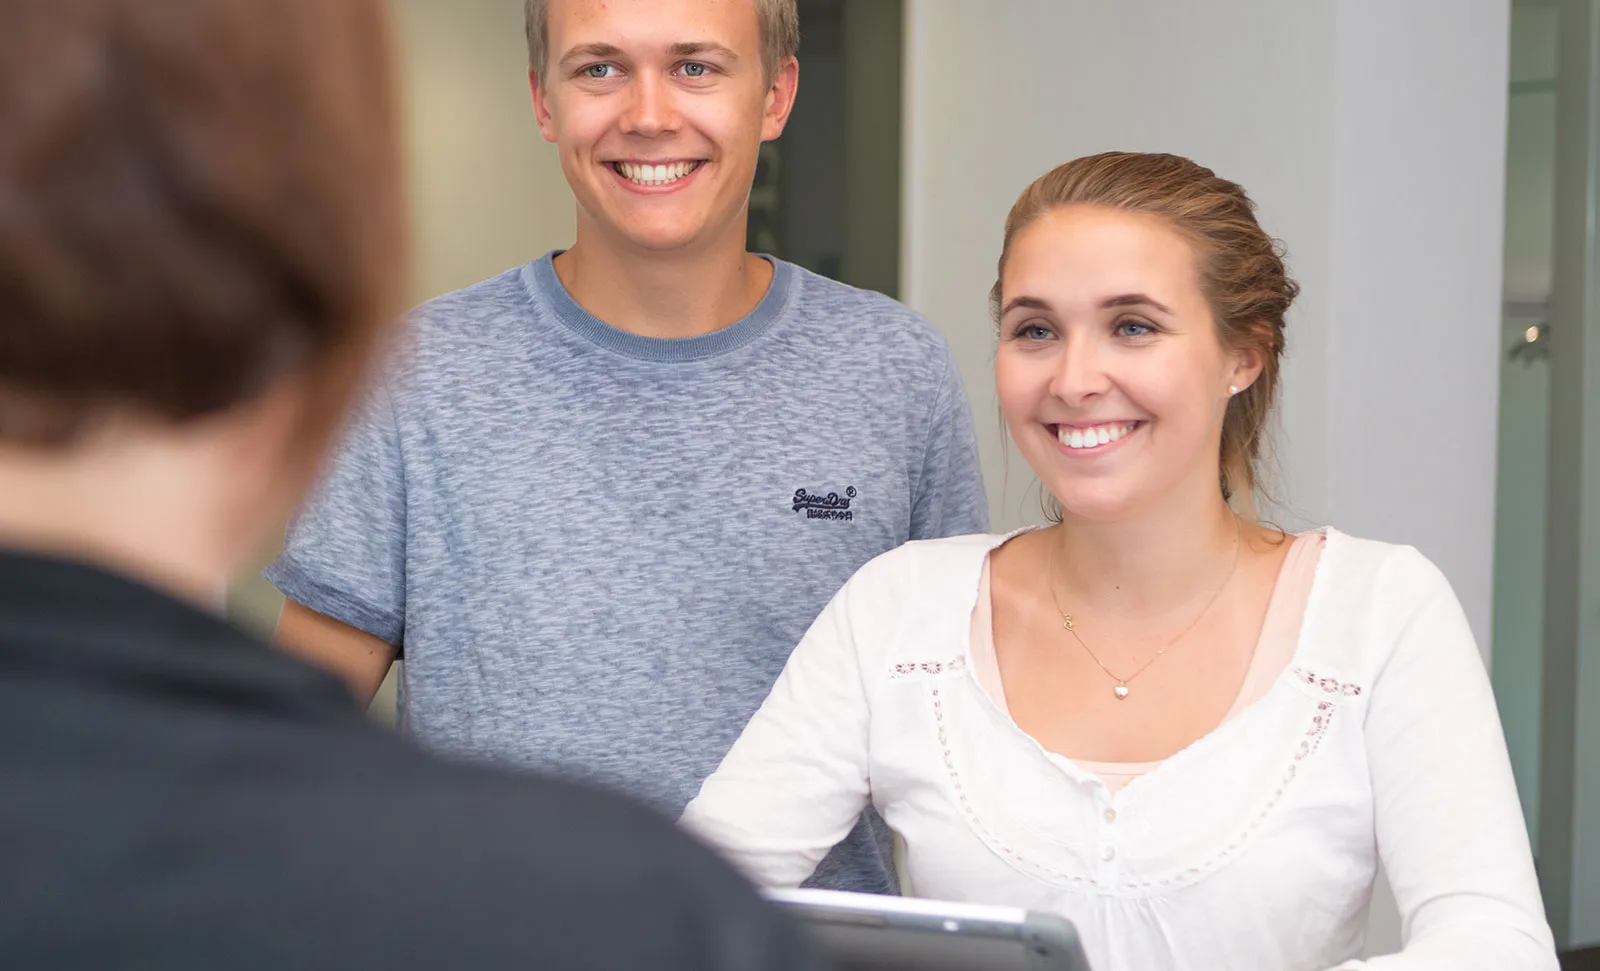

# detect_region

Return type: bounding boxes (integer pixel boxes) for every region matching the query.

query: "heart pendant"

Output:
[1113,684,1130,700]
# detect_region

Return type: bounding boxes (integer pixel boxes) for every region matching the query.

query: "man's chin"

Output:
[601,219,716,254]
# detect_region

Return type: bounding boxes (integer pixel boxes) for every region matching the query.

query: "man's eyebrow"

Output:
[558,42,624,67]
[668,41,740,60]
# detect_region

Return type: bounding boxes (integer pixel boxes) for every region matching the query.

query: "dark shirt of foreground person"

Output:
[0,550,824,971]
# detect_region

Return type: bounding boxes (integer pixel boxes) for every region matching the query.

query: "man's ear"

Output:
[760,56,800,143]
[531,68,558,143]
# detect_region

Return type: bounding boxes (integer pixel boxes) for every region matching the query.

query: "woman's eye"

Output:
[1014,323,1054,341]
[1115,318,1155,338]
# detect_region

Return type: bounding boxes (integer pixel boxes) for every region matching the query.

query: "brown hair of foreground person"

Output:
[0,0,403,462]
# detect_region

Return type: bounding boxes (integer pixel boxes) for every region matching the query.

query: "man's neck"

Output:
[553,226,775,340]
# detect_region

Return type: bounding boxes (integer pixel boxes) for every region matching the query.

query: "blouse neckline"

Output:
[964,529,1328,791]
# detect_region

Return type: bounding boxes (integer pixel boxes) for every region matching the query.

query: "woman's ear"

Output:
[1226,325,1269,394]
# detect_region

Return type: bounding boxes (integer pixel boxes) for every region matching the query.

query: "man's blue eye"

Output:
[682,62,708,77]
[585,64,613,78]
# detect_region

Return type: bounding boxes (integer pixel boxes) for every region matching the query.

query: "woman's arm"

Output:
[680,568,885,887]
[1332,549,1557,970]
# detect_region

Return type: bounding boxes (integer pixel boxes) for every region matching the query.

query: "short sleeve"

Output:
[263,379,407,645]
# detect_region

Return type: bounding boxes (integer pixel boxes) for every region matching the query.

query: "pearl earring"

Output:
[1228,385,1241,396]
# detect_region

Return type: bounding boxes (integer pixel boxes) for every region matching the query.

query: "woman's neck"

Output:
[1049,495,1244,619]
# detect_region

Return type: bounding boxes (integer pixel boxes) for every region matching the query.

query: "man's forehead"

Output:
[547,0,761,49]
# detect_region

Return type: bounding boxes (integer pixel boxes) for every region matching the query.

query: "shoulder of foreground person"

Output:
[293,741,830,971]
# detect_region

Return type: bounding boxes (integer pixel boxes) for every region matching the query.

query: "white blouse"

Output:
[680,529,1557,971]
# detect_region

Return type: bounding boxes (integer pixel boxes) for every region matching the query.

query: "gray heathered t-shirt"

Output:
[266,253,989,893]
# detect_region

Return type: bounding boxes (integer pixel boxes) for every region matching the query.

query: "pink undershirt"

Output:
[969,531,1325,794]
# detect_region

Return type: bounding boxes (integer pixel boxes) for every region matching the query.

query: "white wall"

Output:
[902,0,1511,956]
[390,0,576,304]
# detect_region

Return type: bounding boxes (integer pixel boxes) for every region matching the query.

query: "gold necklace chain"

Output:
[1045,514,1242,700]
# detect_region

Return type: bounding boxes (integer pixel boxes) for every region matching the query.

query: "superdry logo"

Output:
[793,487,857,522]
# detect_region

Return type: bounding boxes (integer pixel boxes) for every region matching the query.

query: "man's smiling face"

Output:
[532,0,797,254]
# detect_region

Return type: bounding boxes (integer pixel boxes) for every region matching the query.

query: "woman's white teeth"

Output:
[617,161,698,185]
[1058,422,1137,449]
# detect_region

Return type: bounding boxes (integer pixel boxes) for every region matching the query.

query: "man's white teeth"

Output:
[617,161,699,185]
[1058,422,1137,449]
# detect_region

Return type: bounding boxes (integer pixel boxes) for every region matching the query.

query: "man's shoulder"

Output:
[781,263,953,364]
[405,263,540,338]
[383,258,574,396]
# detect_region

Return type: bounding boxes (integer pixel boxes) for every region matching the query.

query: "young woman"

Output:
[681,153,1556,971]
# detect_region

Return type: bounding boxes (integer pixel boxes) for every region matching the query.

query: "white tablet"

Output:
[765,888,1092,971]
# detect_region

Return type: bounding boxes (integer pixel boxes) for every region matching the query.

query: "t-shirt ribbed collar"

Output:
[522,250,795,363]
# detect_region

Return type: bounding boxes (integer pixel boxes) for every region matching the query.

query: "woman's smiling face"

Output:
[994,204,1260,521]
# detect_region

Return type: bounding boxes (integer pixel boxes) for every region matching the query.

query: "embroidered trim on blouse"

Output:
[1293,667,1363,697]
[924,664,1365,895]
[930,685,1099,889]
[888,655,969,679]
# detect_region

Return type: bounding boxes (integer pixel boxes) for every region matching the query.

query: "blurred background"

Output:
[226,0,1600,960]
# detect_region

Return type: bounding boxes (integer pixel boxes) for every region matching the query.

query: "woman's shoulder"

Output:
[848,532,1017,589]
[830,533,1011,661]
[1300,527,1470,678]
[1316,526,1455,599]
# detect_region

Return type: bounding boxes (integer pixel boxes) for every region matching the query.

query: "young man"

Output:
[0,1,818,968]
[267,0,988,894]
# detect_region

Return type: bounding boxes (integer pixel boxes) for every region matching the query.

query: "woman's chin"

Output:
[1046,485,1143,524]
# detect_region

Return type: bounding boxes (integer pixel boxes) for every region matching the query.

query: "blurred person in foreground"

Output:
[0,2,823,969]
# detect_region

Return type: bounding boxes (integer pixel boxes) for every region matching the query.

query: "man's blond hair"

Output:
[525,0,799,84]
